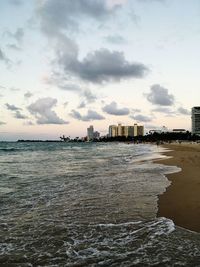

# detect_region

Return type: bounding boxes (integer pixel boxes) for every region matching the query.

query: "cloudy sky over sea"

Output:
[0,0,199,140]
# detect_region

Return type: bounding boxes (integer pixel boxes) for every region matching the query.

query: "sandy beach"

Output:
[157,142,200,232]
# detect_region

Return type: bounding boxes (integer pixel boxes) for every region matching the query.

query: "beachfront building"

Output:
[87,125,94,141]
[108,123,144,138]
[192,107,200,135]
[109,125,118,137]
[93,131,100,139]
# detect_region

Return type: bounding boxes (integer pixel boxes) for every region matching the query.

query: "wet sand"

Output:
[157,143,200,232]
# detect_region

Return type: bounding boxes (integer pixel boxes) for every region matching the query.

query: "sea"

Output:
[1,141,200,266]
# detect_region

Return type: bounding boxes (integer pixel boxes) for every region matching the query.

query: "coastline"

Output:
[157,142,200,232]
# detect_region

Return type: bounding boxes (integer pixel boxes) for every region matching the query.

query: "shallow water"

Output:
[1,142,200,266]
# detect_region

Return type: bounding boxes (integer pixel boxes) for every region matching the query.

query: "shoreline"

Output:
[157,143,200,232]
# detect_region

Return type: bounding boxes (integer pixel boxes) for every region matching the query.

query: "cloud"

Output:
[5,103,21,111]
[5,103,27,119]
[24,121,34,126]
[177,107,191,115]
[8,0,23,5]
[151,107,175,117]
[78,89,97,109]
[0,121,6,125]
[104,34,126,44]
[131,108,141,113]
[37,2,148,84]
[44,71,82,92]
[102,101,129,115]
[7,44,21,51]
[24,91,33,98]
[78,101,86,109]
[131,114,152,122]
[82,89,97,102]
[106,0,128,8]
[57,47,148,83]
[4,28,24,45]
[0,48,9,64]
[9,87,21,92]
[70,109,105,121]
[36,0,121,34]
[14,110,27,119]
[28,97,68,124]
[63,101,68,108]
[146,84,174,106]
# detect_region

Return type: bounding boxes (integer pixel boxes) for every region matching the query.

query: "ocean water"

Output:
[1,141,200,266]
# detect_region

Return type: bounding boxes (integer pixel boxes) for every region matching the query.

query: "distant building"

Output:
[192,107,200,135]
[109,125,118,137]
[137,125,144,136]
[87,125,94,141]
[108,123,144,137]
[93,131,100,139]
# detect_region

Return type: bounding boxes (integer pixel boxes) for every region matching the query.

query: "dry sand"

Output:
[157,142,200,232]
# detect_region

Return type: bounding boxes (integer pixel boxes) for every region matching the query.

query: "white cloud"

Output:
[102,101,129,115]
[28,98,69,124]
[70,109,105,121]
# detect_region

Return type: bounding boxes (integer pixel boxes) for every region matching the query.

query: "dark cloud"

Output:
[36,0,120,34]
[28,98,68,124]
[78,101,86,109]
[7,44,21,51]
[131,114,152,122]
[57,47,148,83]
[5,103,21,111]
[70,109,105,121]
[37,2,148,84]
[177,107,191,115]
[5,103,27,119]
[14,110,27,119]
[24,91,33,98]
[102,101,129,115]
[104,34,126,44]
[146,84,174,106]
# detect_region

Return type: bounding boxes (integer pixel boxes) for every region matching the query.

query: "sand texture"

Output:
[157,143,200,232]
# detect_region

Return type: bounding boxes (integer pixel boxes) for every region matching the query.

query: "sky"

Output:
[0,0,200,140]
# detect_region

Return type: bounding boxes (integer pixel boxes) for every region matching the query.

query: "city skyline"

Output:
[1,0,200,141]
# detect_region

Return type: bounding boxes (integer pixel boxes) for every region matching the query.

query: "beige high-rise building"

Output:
[108,123,144,137]
[117,124,122,136]
[109,125,118,137]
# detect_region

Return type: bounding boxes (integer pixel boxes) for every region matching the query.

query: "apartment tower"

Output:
[192,107,200,135]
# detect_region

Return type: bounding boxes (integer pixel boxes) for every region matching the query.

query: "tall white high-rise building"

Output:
[87,125,94,141]
[192,107,200,135]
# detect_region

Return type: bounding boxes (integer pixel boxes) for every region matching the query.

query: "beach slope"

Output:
[158,143,200,232]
